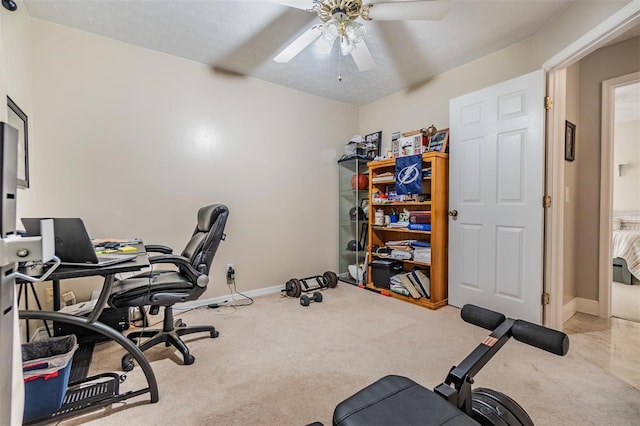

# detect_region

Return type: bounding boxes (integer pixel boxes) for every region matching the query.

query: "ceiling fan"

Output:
[271,0,450,79]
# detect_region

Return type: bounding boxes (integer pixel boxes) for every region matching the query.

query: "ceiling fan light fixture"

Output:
[340,35,354,56]
[316,35,335,55]
[322,18,340,40]
[345,21,366,44]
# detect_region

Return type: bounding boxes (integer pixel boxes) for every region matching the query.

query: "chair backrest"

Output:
[181,204,229,276]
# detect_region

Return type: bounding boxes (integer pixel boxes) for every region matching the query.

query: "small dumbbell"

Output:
[300,292,323,306]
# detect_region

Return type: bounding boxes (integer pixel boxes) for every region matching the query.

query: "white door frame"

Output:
[543,68,567,329]
[599,72,640,319]
[543,2,640,329]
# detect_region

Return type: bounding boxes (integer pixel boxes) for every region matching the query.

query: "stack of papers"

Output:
[58,299,97,316]
[372,172,395,183]
[388,222,408,228]
[390,274,410,296]
[413,247,431,263]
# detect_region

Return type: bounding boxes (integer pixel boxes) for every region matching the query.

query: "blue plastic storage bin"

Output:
[22,334,78,422]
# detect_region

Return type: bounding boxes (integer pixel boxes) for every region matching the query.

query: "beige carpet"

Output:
[61,284,640,425]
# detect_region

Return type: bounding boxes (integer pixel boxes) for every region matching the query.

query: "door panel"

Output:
[495,226,524,300]
[449,70,544,323]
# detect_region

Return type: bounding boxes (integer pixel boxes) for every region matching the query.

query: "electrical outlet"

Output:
[45,288,53,304]
[62,291,76,306]
[226,263,235,284]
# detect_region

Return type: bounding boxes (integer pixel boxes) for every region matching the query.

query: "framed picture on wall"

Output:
[7,96,29,188]
[365,131,382,157]
[565,120,576,162]
[427,128,449,153]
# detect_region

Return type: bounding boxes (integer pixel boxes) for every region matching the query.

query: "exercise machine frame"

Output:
[333,304,570,426]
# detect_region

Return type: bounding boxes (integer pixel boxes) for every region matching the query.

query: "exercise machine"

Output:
[333,304,569,426]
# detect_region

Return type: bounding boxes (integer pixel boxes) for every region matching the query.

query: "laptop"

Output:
[21,217,137,267]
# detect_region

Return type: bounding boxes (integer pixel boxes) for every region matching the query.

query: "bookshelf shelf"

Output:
[365,284,448,310]
[371,226,431,235]
[371,202,432,207]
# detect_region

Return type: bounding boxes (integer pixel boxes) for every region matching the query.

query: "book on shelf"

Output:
[397,273,421,299]
[407,223,431,231]
[410,241,430,248]
[409,211,431,224]
[410,269,430,299]
[406,273,426,298]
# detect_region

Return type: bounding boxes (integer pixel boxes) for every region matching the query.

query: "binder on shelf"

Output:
[406,273,426,298]
[410,270,430,299]
[407,223,431,231]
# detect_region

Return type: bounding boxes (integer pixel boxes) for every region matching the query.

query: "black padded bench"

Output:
[331,305,569,426]
[333,375,479,426]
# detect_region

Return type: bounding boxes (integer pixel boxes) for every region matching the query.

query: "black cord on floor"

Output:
[230,277,253,307]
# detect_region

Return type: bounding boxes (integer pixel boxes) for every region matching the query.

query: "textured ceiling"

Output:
[22,0,580,106]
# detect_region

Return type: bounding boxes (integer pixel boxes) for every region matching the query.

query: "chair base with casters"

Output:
[121,304,219,371]
[332,304,569,426]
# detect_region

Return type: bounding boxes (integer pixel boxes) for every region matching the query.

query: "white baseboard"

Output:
[563,297,599,322]
[175,284,283,311]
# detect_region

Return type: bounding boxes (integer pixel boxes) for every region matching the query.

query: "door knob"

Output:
[449,210,458,219]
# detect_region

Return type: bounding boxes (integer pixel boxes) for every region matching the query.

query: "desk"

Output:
[18,244,159,424]
[21,244,151,312]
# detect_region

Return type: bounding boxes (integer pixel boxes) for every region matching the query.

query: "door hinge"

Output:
[543,195,551,208]
[542,292,550,305]
[544,96,553,110]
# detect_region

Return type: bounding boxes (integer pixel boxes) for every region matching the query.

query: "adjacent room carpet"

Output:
[62,284,640,425]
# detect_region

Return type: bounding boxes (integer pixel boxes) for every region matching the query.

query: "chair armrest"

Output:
[149,254,206,286]
[144,244,173,254]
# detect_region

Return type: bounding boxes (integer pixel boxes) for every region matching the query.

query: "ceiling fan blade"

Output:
[351,40,376,71]
[268,0,313,11]
[274,25,322,63]
[366,0,449,21]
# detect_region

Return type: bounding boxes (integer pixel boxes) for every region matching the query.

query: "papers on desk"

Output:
[92,238,140,245]
[58,299,97,316]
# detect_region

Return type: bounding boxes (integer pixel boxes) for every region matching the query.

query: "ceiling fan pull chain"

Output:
[338,47,342,82]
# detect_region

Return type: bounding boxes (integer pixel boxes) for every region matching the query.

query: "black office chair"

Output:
[109,203,228,370]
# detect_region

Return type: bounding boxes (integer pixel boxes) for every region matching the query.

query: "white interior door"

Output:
[449,70,545,324]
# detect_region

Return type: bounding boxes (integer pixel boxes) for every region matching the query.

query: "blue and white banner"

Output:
[395,154,422,195]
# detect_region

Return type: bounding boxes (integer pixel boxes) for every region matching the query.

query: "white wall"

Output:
[530,0,632,67]
[0,0,32,122]
[1,1,39,325]
[14,18,357,302]
[358,0,632,144]
[358,39,535,147]
[613,118,640,211]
